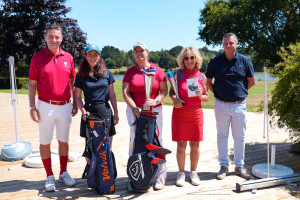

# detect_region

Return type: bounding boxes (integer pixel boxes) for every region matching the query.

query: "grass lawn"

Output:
[0,80,276,112]
[109,67,128,74]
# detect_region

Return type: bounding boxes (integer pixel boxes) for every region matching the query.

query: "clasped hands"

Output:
[131,98,157,118]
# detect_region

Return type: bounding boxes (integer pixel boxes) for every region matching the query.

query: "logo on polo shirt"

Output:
[239,65,243,68]
[64,62,68,67]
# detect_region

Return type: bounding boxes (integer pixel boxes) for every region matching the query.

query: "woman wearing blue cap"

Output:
[74,44,119,163]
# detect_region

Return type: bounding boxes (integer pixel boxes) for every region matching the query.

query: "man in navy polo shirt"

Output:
[206,33,255,180]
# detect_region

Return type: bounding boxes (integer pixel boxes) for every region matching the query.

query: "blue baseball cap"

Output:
[84,44,101,54]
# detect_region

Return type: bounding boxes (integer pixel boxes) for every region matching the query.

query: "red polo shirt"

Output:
[29,48,76,102]
[123,63,166,108]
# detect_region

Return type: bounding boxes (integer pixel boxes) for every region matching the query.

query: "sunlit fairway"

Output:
[0,80,276,112]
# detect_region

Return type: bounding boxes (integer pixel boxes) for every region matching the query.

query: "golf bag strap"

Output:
[85,114,108,155]
[86,154,97,179]
[85,120,95,156]
[82,154,97,179]
[153,131,166,160]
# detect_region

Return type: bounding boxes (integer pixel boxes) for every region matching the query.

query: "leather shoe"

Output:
[216,166,228,180]
[235,167,251,180]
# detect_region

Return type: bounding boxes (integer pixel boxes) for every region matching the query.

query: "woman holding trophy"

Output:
[122,41,168,190]
[169,46,209,187]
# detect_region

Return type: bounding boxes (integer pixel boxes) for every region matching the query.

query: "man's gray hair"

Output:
[222,33,238,44]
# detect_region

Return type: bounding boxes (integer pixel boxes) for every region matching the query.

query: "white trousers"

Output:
[37,100,72,145]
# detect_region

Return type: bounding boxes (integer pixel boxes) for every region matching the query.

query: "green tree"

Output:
[125,50,135,67]
[201,56,210,72]
[149,51,160,64]
[198,0,300,68]
[169,46,183,58]
[269,43,300,144]
[101,46,124,69]
[158,51,177,71]
[0,0,87,77]
[104,58,117,69]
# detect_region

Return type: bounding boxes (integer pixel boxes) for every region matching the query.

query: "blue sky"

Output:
[65,0,222,52]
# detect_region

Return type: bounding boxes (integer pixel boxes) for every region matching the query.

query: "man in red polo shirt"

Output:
[28,23,78,192]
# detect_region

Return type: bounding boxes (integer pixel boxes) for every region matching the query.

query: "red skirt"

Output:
[172,105,203,142]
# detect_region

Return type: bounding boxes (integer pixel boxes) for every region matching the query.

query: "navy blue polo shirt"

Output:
[74,69,115,104]
[206,53,255,102]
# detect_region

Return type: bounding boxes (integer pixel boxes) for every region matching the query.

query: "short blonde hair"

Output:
[177,46,203,70]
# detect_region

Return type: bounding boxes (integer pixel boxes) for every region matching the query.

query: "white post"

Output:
[271,145,276,169]
[8,56,19,142]
[264,67,270,178]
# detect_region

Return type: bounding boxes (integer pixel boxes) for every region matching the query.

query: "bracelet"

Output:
[29,106,36,111]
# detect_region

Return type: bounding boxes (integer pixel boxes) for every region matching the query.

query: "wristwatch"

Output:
[155,99,159,105]
[29,106,36,111]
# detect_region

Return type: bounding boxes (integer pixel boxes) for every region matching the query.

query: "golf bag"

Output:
[82,114,117,194]
[127,112,171,193]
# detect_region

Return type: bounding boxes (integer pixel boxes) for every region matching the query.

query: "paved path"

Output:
[0,93,299,200]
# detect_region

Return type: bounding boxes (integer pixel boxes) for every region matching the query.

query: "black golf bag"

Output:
[127,112,171,193]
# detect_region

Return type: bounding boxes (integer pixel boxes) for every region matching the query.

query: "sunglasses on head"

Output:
[184,56,195,61]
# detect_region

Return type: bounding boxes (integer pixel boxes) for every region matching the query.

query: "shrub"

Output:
[269,43,300,144]
[0,77,29,89]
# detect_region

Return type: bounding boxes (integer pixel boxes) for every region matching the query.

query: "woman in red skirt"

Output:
[169,46,209,187]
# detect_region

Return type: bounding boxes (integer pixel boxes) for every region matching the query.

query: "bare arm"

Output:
[74,87,87,120]
[169,87,185,108]
[247,76,256,90]
[206,78,214,94]
[145,81,168,106]
[122,82,140,117]
[109,83,119,125]
[28,80,39,122]
[196,76,209,102]
[70,78,78,116]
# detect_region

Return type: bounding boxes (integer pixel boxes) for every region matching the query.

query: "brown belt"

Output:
[216,98,246,104]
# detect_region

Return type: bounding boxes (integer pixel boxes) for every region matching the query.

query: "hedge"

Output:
[0,77,29,89]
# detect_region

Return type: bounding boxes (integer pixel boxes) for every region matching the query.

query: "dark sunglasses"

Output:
[184,56,195,61]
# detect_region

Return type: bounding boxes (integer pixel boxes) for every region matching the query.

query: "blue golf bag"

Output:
[82,114,117,194]
[127,112,171,193]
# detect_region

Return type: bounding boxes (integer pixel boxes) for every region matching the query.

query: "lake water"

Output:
[113,72,278,81]
[255,72,278,81]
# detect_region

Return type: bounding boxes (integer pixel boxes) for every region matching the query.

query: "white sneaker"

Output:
[190,171,200,186]
[154,176,165,190]
[176,172,185,187]
[59,172,76,186]
[45,175,56,192]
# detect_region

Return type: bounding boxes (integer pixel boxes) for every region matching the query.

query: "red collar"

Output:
[184,67,199,77]
[134,62,156,71]
[44,47,64,56]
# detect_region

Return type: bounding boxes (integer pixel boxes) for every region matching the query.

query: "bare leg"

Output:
[58,140,69,156]
[190,141,200,171]
[40,143,51,159]
[85,157,91,164]
[40,143,53,177]
[177,142,187,172]
[109,136,113,150]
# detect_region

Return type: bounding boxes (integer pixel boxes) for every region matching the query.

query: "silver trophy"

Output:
[166,70,179,98]
[142,67,157,111]
[166,70,183,107]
